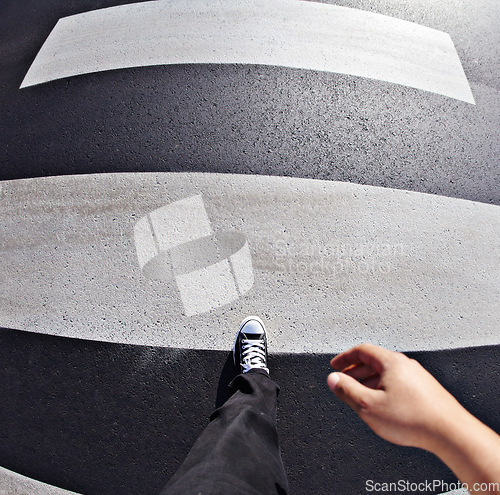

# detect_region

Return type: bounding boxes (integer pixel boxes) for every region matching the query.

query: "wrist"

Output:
[424,401,472,457]
[425,406,500,490]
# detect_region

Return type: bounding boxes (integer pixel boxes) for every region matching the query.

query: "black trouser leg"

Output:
[160,370,289,495]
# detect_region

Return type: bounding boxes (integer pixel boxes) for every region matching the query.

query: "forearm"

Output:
[429,406,500,494]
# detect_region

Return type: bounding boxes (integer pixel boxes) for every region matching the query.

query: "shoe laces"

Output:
[241,338,268,373]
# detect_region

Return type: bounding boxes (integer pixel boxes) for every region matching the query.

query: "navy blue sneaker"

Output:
[233,316,269,374]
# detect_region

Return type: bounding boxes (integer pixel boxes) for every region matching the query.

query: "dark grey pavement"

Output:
[2,327,499,495]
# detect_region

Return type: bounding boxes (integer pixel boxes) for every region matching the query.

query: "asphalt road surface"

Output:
[0,0,498,494]
[1,0,499,204]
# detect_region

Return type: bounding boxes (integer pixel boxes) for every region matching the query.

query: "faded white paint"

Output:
[134,216,158,270]
[20,0,474,103]
[231,241,255,294]
[176,259,238,317]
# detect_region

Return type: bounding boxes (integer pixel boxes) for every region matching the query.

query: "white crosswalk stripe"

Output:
[1,172,498,352]
[21,0,474,103]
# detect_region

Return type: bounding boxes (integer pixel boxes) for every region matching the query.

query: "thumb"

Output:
[327,372,377,414]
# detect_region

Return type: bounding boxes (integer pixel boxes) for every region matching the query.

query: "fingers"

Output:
[328,372,380,413]
[361,375,381,390]
[330,343,395,374]
[336,362,380,389]
[341,363,373,380]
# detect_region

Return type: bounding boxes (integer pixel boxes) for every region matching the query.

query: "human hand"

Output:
[327,343,465,452]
